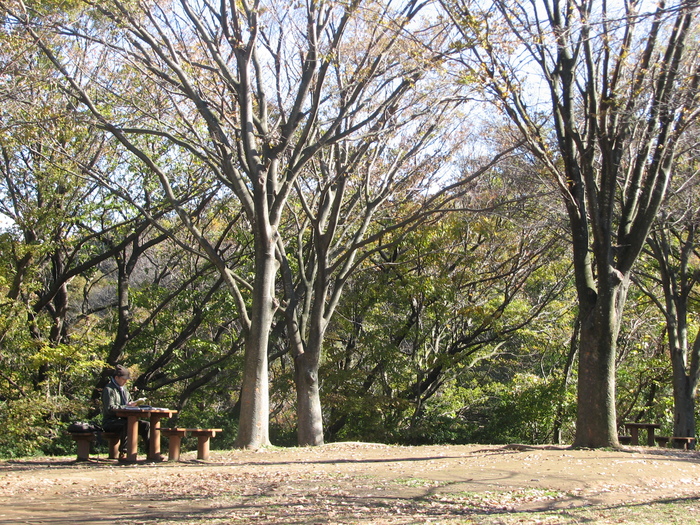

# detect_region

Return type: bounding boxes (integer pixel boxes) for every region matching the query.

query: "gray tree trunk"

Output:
[294,349,324,446]
[574,289,624,448]
[235,233,277,449]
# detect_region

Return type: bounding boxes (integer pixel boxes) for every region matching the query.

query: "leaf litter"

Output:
[0,443,699,524]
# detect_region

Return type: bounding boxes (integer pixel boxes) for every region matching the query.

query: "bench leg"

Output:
[77,439,91,461]
[72,434,95,461]
[196,436,211,461]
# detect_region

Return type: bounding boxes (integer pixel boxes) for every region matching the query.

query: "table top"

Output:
[114,407,178,417]
[623,422,661,428]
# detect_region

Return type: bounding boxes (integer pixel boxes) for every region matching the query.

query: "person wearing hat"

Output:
[101,365,150,460]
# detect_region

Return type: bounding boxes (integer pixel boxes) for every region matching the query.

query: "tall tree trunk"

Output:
[285,261,325,446]
[667,297,695,439]
[280,251,324,446]
[574,315,619,447]
[294,348,324,446]
[667,305,695,440]
[235,234,276,449]
[573,270,629,448]
[566,189,620,448]
[647,228,698,441]
[671,347,696,441]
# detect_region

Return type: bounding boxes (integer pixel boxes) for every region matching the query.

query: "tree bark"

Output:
[294,350,324,446]
[574,291,623,448]
[671,338,696,440]
[235,233,276,449]
[640,224,699,441]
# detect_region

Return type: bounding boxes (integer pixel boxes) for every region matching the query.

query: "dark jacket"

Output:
[102,378,131,425]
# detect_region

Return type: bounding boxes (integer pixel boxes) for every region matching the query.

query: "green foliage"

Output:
[319,204,578,446]
[468,373,575,445]
[0,293,104,457]
[31,344,108,393]
[174,379,241,451]
[22,0,84,13]
[0,394,89,457]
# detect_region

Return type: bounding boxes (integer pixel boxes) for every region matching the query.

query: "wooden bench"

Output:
[618,435,632,445]
[654,436,670,447]
[161,428,222,461]
[69,431,121,461]
[671,437,696,450]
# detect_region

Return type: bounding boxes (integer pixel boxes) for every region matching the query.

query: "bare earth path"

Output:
[0,443,699,524]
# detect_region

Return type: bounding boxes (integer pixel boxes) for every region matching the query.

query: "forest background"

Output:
[0,0,699,457]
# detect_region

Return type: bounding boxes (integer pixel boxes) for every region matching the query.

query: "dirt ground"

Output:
[0,442,699,524]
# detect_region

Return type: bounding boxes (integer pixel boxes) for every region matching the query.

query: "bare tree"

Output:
[443,0,700,446]
[280,94,483,444]
[2,0,460,447]
[634,139,700,442]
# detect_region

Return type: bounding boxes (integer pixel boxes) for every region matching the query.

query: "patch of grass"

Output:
[395,476,444,488]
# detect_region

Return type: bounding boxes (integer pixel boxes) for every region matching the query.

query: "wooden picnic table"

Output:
[624,422,661,446]
[114,407,178,462]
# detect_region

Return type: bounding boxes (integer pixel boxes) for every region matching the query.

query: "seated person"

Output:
[101,365,149,459]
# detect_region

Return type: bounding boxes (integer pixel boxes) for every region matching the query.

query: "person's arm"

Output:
[124,388,136,406]
[119,385,138,407]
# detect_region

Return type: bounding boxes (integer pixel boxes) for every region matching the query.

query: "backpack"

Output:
[67,422,103,433]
